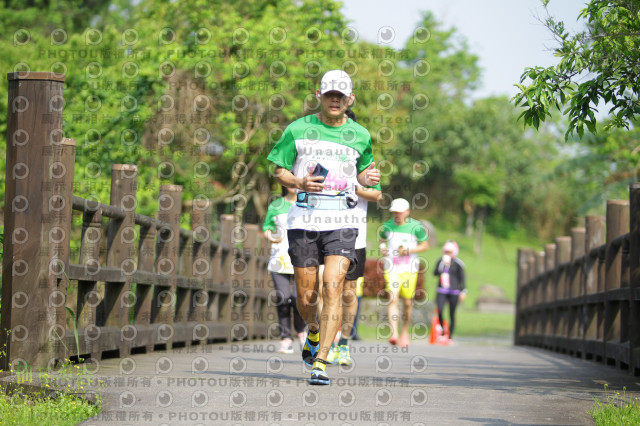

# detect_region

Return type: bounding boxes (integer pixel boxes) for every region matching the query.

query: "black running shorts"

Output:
[287,228,358,268]
[345,247,366,281]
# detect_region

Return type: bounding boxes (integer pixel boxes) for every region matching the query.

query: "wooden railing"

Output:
[515,184,640,376]
[1,72,273,370]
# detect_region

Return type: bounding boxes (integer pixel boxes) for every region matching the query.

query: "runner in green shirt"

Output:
[267,70,381,385]
[379,198,429,348]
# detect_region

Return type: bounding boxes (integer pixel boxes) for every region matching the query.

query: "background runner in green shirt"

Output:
[379,198,429,349]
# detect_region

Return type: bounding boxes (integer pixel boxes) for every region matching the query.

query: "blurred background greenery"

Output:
[1,0,638,337]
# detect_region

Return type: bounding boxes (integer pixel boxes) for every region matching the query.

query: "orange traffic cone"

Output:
[429,310,450,345]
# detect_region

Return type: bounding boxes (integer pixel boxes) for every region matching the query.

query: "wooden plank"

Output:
[67,264,125,283]
[607,287,630,302]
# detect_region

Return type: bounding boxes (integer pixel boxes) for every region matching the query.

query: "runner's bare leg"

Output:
[294,266,320,331]
[341,279,358,339]
[316,255,349,360]
[401,297,413,337]
[387,290,400,340]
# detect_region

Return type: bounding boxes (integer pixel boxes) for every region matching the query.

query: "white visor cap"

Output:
[389,198,410,212]
[320,70,353,96]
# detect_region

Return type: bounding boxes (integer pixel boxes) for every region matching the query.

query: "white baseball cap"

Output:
[320,70,352,96]
[389,198,410,212]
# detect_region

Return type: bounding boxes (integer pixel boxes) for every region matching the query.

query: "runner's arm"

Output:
[403,240,429,256]
[356,186,382,202]
[273,166,324,192]
[357,162,380,187]
[264,229,282,244]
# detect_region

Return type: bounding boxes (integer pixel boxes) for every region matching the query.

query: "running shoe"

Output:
[301,332,319,367]
[309,367,330,385]
[279,338,294,354]
[337,345,352,366]
[326,343,338,364]
[389,336,398,346]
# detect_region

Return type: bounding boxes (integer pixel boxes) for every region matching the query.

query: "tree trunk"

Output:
[464,199,475,237]
[474,207,486,258]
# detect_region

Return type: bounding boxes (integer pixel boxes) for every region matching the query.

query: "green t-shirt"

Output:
[267,114,376,231]
[379,217,428,273]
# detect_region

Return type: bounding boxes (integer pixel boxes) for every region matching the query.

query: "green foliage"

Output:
[0,0,610,245]
[514,0,640,139]
[0,355,103,426]
[589,386,640,425]
[0,391,100,426]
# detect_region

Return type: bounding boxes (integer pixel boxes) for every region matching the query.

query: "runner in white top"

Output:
[263,186,306,354]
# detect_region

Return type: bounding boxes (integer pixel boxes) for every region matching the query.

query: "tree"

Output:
[0,0,409,223]
[387,12,481,199]
[514,0,640,139]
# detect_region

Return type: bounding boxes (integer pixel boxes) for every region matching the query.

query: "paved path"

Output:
[71,337,639,425]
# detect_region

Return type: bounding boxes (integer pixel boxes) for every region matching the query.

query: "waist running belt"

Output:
[296,191,358,210]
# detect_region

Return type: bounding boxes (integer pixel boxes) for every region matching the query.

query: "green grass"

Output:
[0,320,101,425]
[589,386,640,425]
[0,391,100,426]
[450,308,514,337]
[356,309,514,341]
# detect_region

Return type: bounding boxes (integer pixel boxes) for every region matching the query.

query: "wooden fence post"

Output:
[543,244,556,302]
[534,251,545,339]
[240,225,259,339]
[104,165,138,358]
[254,232,271,339]
[555,237,571,350]
[133,210,156,354]
[542,243,556,345]
[535,251,545,306]
[570,228,586,298]
[515,248,530,345]
[77,200,102,360]
[217,214,235,341]
[555,237,571,300]
[51,138,76,363]
[604,200,629,366]
[152,185,182,350]
[1,72,65,370]
[583,215,606,362]
[173,207,192,347]
[190,199,212,345]
[568,227,585,353]
[629,183,640,375]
